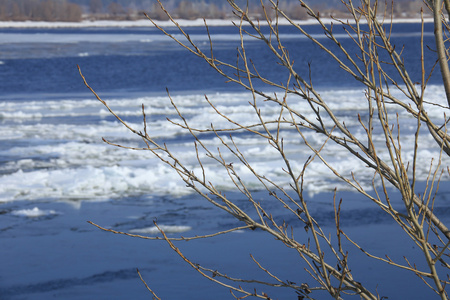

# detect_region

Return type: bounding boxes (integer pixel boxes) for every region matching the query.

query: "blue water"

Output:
[0,22,449,299]
[0,22,440,98]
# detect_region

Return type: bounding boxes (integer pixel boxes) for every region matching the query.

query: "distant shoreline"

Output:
[0,17,434,28]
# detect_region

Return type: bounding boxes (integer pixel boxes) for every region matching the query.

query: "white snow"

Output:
[0,17,433,29]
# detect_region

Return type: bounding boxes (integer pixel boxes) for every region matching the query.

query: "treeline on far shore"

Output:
[0,0,311,22]
[0,0,83,22]
[0,0,429,23]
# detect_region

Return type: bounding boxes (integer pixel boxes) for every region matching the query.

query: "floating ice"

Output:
[129,225,192,235]
[0,88,449,203]
[11,207,58,218]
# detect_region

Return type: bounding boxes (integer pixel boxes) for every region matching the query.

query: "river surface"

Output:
[0,21,449,299]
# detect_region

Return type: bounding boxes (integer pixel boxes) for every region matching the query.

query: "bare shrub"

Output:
[79,0,450,299]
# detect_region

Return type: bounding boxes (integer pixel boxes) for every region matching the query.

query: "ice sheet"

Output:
[1,87,449,203]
